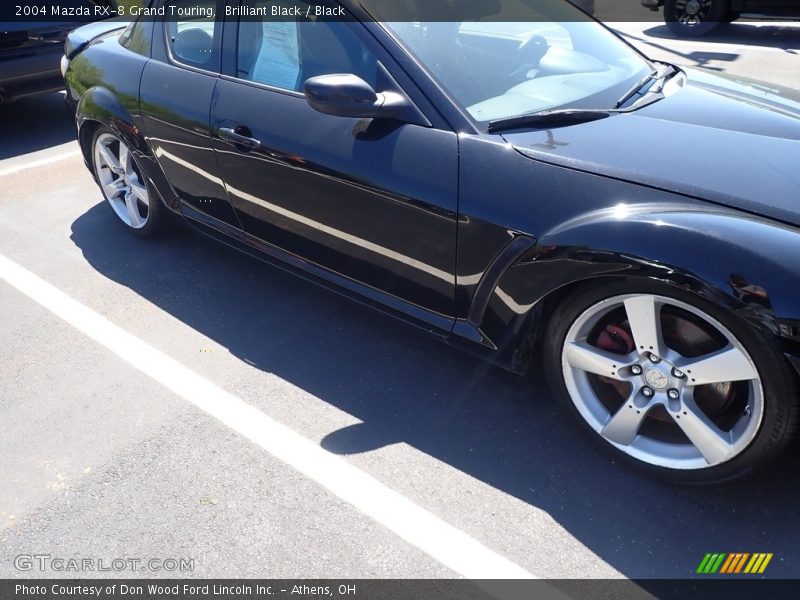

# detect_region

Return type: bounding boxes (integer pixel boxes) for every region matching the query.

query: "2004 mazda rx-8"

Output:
[63,0,800,483]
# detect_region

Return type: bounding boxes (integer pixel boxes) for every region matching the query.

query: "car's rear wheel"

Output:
[664,0,727,37]
[544,280,798,483]
[92,127,165,238]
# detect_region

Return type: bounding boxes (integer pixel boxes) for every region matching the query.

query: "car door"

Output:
[139,0,242,234]
[210,0,459,324]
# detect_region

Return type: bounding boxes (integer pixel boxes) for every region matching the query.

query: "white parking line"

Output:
[0,150,82,178]
[0,253,536,580]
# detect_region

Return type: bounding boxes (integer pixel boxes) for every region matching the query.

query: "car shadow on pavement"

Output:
[0,93,76,159]
[642,23,800,53]
[70,204,800,579]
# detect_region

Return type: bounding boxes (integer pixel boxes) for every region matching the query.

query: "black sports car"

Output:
[64,0,800,483]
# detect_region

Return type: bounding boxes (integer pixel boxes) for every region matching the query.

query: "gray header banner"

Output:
[3,1,674,24]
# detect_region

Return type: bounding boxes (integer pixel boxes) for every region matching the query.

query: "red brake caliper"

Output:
[595,324,635,394]
[596,324,635,355]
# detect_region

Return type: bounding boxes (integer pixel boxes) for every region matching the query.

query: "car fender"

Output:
[467,203,800,372]
[76,86,147,159]
[75,85,175,211]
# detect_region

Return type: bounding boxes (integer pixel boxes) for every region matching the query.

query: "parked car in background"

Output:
[0,1,117,105]
[642,0,800,36]
[570,0,596,14]
[63,0,800,484]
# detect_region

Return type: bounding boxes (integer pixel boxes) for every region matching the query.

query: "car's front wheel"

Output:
[92,127,166,238]
[544,280,798,484]
[664,0,727,37]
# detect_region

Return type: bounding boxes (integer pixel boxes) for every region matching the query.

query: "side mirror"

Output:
[304,74,409,120]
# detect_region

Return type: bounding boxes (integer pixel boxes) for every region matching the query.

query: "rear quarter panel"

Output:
[68,23,174,206]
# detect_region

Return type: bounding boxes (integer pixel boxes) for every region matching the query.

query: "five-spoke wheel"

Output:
[546,281,798,483]
[92,127,166,237]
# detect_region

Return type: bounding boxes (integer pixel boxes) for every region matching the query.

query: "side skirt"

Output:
[179,201,457,339]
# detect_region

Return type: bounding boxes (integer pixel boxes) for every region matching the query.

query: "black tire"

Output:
[664,0,727,37]
[725,11,741,23]
[91,126,168,239]
[543,279,799,484]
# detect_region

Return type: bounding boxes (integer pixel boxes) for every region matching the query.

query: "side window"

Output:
[119,19,153,58]
[236,0,378,93]
[165,0,221,71]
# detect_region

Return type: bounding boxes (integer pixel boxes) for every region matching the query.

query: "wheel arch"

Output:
[77,86,146,160]
[471,205,800,374]
[78,119,102,169]
[76,86,175,212]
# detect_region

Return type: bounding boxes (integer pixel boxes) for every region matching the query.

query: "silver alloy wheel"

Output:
[93,132,149,229]
[561,294,764,470]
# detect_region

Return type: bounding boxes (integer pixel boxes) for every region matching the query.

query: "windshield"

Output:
[379,1,652,124]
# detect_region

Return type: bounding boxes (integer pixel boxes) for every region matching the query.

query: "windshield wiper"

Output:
[615,63,677,109]
[487,109,614,133]
[488,64,680,134]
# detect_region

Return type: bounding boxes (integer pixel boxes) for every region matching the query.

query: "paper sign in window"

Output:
[251,21,302,91]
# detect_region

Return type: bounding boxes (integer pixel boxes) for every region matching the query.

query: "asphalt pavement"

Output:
[1,22,800,582]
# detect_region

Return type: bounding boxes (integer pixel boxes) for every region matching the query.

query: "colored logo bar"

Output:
[697,553,773,574]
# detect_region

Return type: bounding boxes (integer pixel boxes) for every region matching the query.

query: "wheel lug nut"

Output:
[648,353,661,363]
[631,365,642,375]
[642,386,654,398]
[672,367,684,378]
[667,389,680,400]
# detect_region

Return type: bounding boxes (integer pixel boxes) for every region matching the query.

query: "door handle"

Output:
[219,127,261,151]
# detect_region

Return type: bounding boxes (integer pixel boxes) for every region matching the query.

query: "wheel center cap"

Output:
[644,369,669,390]
[686,0,701,15]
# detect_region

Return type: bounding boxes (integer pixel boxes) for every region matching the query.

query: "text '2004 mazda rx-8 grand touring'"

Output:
[63,0,800,484]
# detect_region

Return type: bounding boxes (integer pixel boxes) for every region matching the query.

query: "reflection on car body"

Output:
[63,0,800,484]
